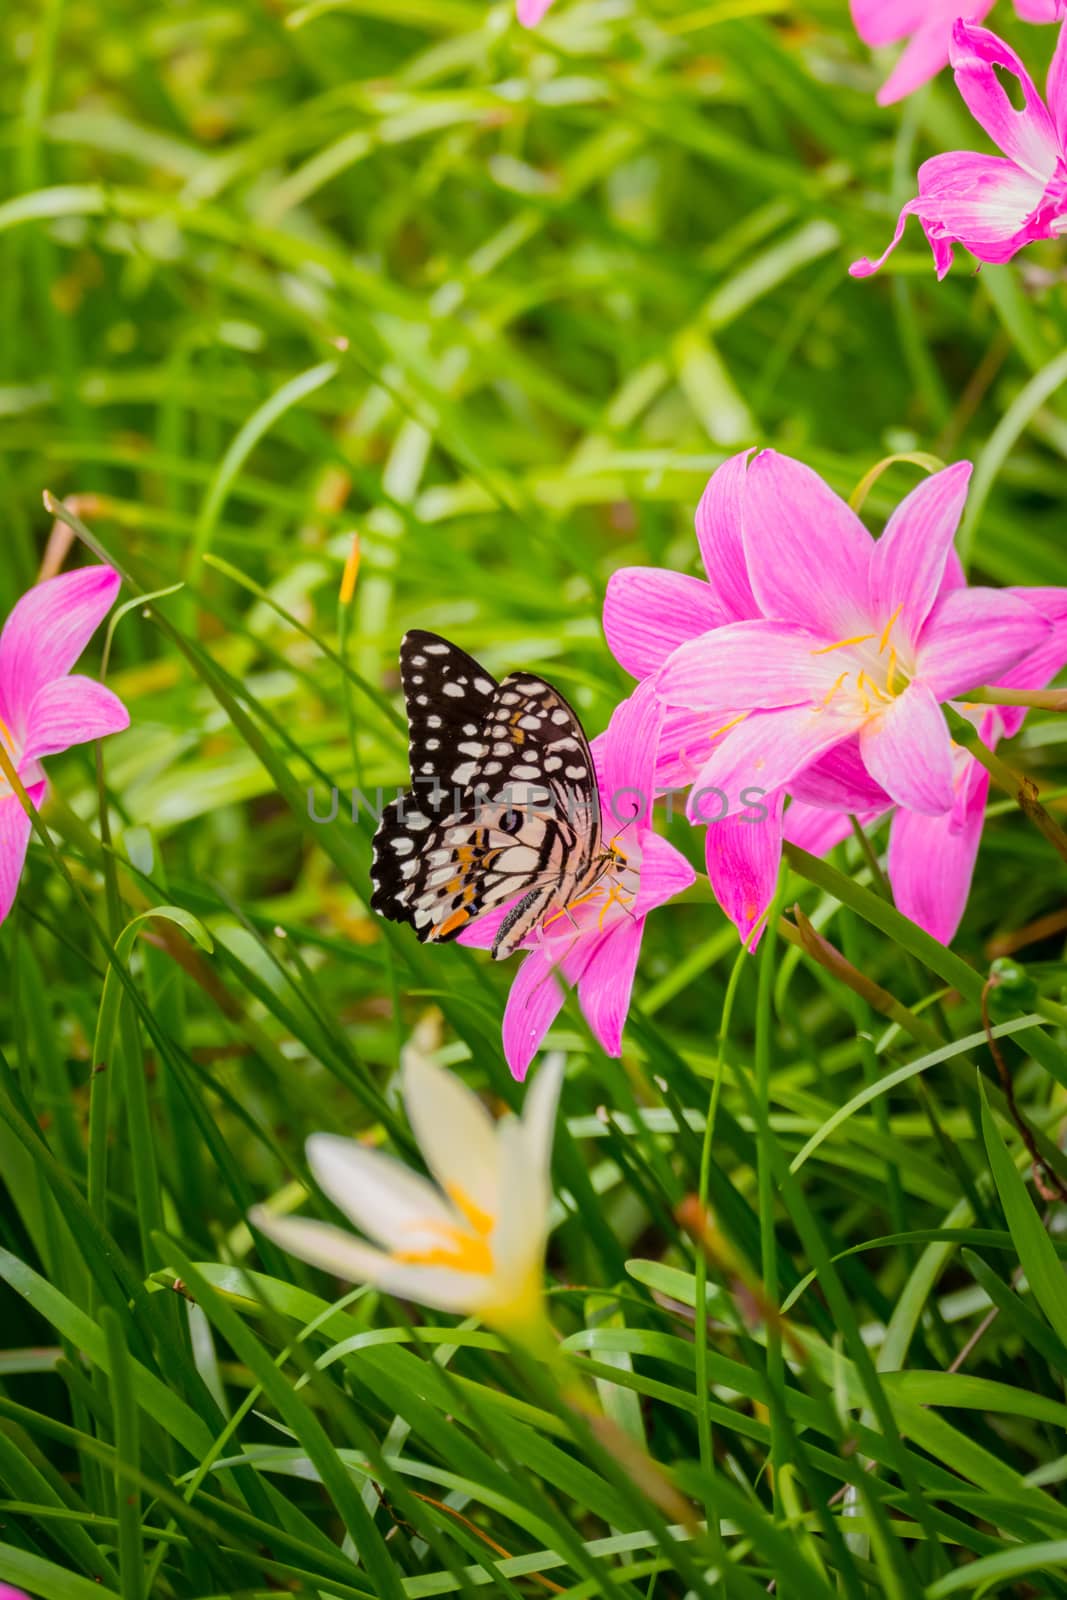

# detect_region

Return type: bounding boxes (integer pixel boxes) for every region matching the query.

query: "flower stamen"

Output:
[707,710,749,743]
[878,602,904,653]
[819,671,849,710]
[541,885,605,931]
[811,630,878,656]
[597,881,634,930]
[392,1215,494,1274]
[446,1182,494,1237]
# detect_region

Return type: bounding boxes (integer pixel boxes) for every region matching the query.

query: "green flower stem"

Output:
[967,686,1067,712]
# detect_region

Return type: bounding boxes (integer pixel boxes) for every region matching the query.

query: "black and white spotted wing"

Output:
[370,634,604,958]
[370,631,498,931]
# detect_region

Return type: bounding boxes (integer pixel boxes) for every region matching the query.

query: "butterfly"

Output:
[370,631,628,958]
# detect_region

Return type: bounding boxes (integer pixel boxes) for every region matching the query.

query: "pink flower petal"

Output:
[923,151,1050,265]
[791,736,892,811]
[599,679,663,830]
[927,152,1049,262]
[850,0,932,48]
[517,0,554,23]
[633,829,697,917]
[502,948,568,1082]
[576,917,645,1057]
[1016,0,1064,19]
[603,568,726,680]
[685,705,860,823]
[694,452,760,623]
[859,682,955,815]
[741,451,874,639]
[868,462,972,648]
[989,585,1067,735]
[20,676,130,765]
[657,620,840,712]
[849,196,925,279]
[0,781,48,927]
[705,794,784,951]
[653,705,737,790]
[0,567,121,737]
[888,764,990,943]
[876,12,976,106]
[917,586,1050,699]
[941,546,968,595]
[503,937,592,1082]
[457,899,516,951]
[851,152,1047,280]
[950,20,1061,180]
[1049,16,1067,148]
[784,799,887,858]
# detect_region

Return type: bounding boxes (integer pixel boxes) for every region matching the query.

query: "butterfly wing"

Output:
[370,631,498,929]
[394,671,604,953]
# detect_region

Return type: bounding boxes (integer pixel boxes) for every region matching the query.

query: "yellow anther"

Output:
[858,670,892,709]
[339,531,361,605]
[597,880,634,930]
[886,645,899,696]
[811,631,877,656]
[607,833,629,867]
[878,602,904,654]
[819,671,849,710]
[707,710,749,743]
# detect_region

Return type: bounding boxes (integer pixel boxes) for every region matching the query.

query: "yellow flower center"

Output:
[390,1183,495,1274]
[810,602,910,716]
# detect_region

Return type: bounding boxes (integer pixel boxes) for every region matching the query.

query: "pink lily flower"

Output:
[785,586,1067,942]
[517,0,555,23]
[459,681,695,1080]
[851,0,1061,106]
[607,449,1063,947]
[852,19,1067,280]
[0,566,129,927]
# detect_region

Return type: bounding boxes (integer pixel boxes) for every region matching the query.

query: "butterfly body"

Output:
[371,631,625,958]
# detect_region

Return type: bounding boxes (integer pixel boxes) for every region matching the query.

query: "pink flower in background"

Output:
[851,0,1062,106]
[460,682,695,1080]
[0,567,129,927]
[517,0,555,24]
[607,448,1064,947]
[852,20,1067,280]
[0,1588,33,1600]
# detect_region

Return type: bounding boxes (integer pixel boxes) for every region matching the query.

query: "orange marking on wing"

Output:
[435,907,471,939]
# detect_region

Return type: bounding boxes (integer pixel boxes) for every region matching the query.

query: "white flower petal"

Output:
[520,1051,565,1199]
[402,1057,499,1220]
[491,1118,547,1301]
[249,1208,491,1314]
[306,1134,454,1251]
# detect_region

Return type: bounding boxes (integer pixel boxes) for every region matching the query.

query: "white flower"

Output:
[250,1054,563,1338]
